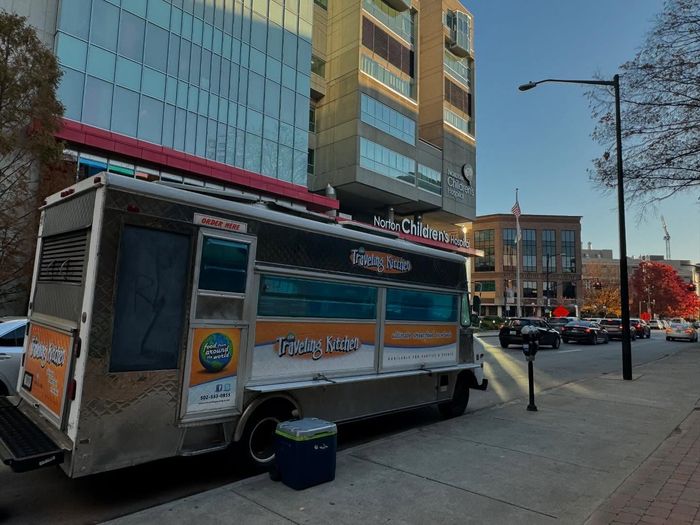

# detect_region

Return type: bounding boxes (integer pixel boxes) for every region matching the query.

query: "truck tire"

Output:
[438,374,470,419]
[240,404,294,470]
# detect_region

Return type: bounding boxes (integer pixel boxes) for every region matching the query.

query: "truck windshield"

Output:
[460,294,471,327]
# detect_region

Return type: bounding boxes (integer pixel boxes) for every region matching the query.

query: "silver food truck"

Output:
[0,174,486,477]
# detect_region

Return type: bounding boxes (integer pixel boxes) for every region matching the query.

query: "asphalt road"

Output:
[0,329,694,525]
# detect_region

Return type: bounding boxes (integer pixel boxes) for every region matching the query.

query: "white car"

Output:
[666,323,698,342]
[0,318,28,395]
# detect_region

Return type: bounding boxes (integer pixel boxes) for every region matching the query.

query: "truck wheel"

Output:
[241,405,294,470]
[438,375,470,419]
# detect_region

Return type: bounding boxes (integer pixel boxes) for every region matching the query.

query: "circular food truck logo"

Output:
[198,332,234,373]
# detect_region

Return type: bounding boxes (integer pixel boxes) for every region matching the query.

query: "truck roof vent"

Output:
[38,230,89,284]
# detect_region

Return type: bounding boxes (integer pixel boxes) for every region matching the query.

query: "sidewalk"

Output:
[105,347,700,525]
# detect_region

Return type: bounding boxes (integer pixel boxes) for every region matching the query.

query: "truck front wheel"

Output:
[438,374,470,419]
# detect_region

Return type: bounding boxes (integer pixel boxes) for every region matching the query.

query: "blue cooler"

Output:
[274,418,337,490]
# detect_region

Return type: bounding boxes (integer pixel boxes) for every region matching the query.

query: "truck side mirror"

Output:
[472,295,481,315]
[471,295,481,326]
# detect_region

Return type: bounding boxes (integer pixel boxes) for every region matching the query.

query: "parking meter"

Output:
[520,325,540,361]
[520,325,539,412]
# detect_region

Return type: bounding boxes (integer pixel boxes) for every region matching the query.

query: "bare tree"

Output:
[589,0,700,205]
[0,11,64,311]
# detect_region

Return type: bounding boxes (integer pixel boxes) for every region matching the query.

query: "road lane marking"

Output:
[556,349,584,354]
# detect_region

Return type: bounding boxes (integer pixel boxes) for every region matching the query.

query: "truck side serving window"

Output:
[198,237,248,293]
[258,275,377,319]
[385,289,458,322]
[110,226,190,372]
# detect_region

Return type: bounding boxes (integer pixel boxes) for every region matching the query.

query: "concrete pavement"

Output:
[104,343,700,525]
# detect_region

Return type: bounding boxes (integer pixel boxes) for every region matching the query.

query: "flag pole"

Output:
[515,188,522,317]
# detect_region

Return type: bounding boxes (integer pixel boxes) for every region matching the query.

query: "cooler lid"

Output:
[276,417,337,441]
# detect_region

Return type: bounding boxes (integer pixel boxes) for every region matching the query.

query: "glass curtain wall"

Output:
[55,0,313,186]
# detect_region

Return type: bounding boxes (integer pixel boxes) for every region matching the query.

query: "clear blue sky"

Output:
[466,1,700,262]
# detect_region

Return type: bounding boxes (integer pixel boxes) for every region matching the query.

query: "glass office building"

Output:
[55,0,313,186]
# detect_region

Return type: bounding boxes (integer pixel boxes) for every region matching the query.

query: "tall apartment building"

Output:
[5,0,475,230]
[467,214,583,317]
[309,0,476,230]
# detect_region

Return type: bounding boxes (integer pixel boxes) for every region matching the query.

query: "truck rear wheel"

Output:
[438,375,470,419]
[240,403,295,470]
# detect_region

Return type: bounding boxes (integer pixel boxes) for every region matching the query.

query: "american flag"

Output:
[511,200,521,218]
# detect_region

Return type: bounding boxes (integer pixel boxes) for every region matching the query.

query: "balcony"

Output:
[383,0,410,13]
[444,10,471,58]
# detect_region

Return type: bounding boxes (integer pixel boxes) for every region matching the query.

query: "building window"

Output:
[362,0,414,44]
[542,229,556,272]
[443,48,471,88]
[361,17,414,77]
[307,148,315,175]
[359,137,415,184]
[311,54,326,77]
[474,280,496,292]
[523,281,537,298]
[443,107,471,135]
[561,230,576,273]
[502,228,516,269]
[544,281,557,299]
[416,164,441,195]
[314,0,328,10]
[444,77,472,117]
[474,230,495,272]
[522,229,536,272]
[309,105,316,132]
[360,54,414,99]
[563,281,577,299]
[360,93,415,145]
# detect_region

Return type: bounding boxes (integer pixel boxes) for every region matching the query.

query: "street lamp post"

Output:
[519,76,633,380]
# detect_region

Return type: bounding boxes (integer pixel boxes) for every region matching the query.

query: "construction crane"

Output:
[661,215,671,259]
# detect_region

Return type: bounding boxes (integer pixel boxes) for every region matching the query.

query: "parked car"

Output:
[599,319,637,341]
[648,319,663,330]
[561,320,610,345]
[499,318,561,349]
[666,323,698,342]
[546,316,579,334]
[0,318,28,396]
[630,318,651,339]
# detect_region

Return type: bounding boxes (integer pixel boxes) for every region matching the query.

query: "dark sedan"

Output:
[499,318,561,349]
[630,318,651,339]
[599,319,638,341]
[561,320,609,345]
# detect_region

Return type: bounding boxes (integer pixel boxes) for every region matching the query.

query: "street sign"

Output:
[552,306,570,317]
[640,311,651,321]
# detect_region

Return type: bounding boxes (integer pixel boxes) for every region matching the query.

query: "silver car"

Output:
[0,318,28,395]
[666,323,699,342]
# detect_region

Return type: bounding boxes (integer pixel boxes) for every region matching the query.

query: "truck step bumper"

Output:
[0,397,65,473]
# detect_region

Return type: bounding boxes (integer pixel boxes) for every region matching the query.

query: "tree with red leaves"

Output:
[631,261,700,319]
